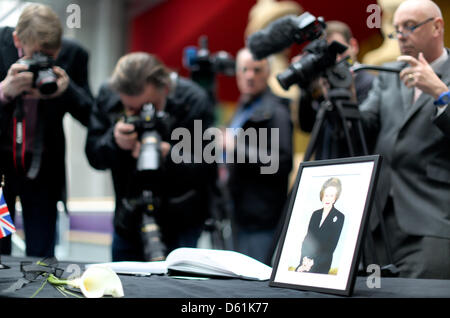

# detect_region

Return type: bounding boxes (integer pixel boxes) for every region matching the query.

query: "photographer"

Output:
[298,21,375,159]
[86,52,216,261]
[0,4,93,257]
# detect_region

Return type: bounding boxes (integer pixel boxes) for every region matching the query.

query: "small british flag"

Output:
[0,187,15,239]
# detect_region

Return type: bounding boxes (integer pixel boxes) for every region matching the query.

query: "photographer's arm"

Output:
[57,45,93,127]
[85,85,130,170]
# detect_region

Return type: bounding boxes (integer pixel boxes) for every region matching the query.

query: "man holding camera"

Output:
[360,0,450,279]
[298,20,375,159]
[0,4,93,257]
[86,52,216,261]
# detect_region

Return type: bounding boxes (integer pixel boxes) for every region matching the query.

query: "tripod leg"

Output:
[340,118,356,156]
[357,121,369,155]
[304,101,330,161]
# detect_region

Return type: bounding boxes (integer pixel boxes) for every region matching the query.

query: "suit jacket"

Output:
[0,26,93,202]
[360,50,450,239]
[299,206,345,274]
[228,88,293,231]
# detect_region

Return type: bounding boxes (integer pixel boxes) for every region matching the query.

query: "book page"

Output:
[166,248,272,280]
[86,261,168,275]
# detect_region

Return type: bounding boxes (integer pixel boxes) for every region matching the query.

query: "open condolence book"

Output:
[86,248,272,281]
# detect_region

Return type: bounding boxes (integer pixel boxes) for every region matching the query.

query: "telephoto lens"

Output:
[140,190,167,261]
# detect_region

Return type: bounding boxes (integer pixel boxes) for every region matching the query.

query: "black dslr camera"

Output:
[124,103,171,172]
[18,52,58,95]
[183,35,235,78]
[123,103,171,261]
[277,39,350,90]
[183,35,235,103]
[247,12,351,91]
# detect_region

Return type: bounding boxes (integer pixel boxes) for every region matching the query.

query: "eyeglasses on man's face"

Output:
[388,17,435,39]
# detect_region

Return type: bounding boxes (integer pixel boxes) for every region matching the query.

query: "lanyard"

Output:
[12,98,26,174]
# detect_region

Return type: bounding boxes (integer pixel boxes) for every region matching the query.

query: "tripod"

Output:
[122,188,167,261]
[303,87,399,277]
[202,163,235,251]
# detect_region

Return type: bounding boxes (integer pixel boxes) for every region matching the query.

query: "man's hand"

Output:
[44,66,70,98]
[130,140,171,159]
[398,53,448,99]
[0,63,33,100]
[30,66,70,99]
[114,121,138,152]
[160,141,171,159]
[1,63,71,100]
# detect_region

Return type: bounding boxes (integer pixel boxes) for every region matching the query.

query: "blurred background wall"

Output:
[1,0,449,202]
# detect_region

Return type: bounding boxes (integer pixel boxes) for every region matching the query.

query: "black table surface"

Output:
[1,255,449,298]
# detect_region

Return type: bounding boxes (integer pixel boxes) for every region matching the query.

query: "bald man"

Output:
[360,0,450,279]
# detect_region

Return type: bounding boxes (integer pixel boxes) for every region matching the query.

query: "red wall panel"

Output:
[130,0,380,102]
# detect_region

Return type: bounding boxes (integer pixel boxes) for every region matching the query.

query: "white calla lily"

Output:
[75,266,124,298]
[48,265,124,298]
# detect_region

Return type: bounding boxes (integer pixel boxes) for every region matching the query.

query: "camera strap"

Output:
[12,96,44,179]
[12,98,26,175]
[26,104,44,180]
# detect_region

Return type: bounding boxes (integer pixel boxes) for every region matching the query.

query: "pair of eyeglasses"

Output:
[388,17,435,39]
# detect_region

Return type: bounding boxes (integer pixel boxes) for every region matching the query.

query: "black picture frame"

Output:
[269,155,382,296]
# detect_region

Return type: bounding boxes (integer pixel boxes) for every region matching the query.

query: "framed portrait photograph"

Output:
[269,155,382,296]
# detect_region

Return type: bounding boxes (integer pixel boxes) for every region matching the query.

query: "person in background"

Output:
[225,47,293,265]
[0,3,93,257]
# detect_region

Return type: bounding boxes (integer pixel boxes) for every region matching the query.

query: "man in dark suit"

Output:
[226,47,293,265]
[0,4,93,257]
[360,0,450,279]
[296,178,345,274]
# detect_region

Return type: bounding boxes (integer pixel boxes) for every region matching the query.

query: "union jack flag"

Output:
[0,188,16,239]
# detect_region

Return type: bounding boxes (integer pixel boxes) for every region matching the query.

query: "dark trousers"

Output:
[373,197,450,279]
[0,175,57,258]
[234,226,276,266]
[112,225,203,261]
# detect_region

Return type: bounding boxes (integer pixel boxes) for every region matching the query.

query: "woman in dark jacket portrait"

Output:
[296,178,345,274]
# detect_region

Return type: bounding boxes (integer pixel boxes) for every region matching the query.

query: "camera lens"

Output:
[36,69,58,95]
[137,131,161,171]
[276,68,297,91]
[276,54,320,90]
